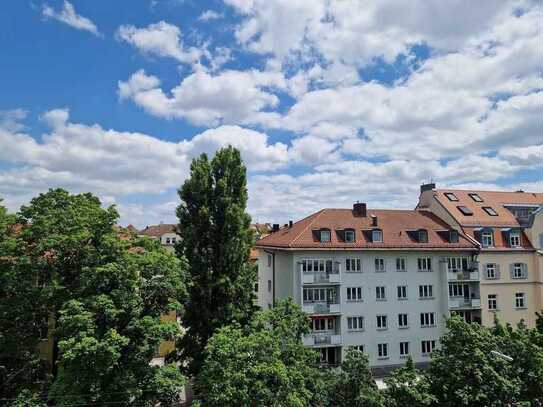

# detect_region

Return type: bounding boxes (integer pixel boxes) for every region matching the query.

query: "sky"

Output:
[1,0,543,228]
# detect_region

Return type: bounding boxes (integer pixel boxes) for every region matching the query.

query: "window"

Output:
[301,259,329,273]
[447,257,469,271]
[372,229,383,243]
[320,229,331,242]
[421,340,436,355]
[449,283,466,297]
[488,294,497,310]
[512,263,526,279]
[445,192,459,201]
[267,254,272,267]
[457,205,474,216]
[450,230,459,243]
[481,231,494,247]
[377,315,388,330]
[352,345,364,352]
[165,237,171,244]
[313,318,334,331]
[509,231,521,247]
[418,257,432,272]
[303,288,335,302]
[515,293,526,309]
[396,258,406,272]
[254,282,259,293]
[347,316,364,331]
[469,193,483,202]
[376,286,386,301]
[346,258,361,272]
[420,312,436,327]
[398,313,408,328]
[485,263,497,279]
[345,229,355,243]
[397,285,408,300]
[374,258,385,272]
[347,287,363,301]
[378,343,389,359]
[419,285,434,299]
[399,341,410,357]
[483,206,498,216]
[418,230,428,243]
[268,280,272,292]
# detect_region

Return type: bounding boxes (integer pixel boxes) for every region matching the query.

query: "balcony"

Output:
[449,297,481,309]
[303,301,341,315]
[447,270,480,281]
[302,271,341,284]
[303,332,341,347]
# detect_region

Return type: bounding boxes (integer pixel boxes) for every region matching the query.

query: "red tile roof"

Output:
[256,208,476,250]
[433,189,543,227]
[139,224,177,238]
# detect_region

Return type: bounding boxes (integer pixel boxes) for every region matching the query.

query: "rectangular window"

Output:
[419,285,434,299]
[488,294,497,310]
[374,258,385,272]
[399,341,410,357]
[267,254,272,267]
[376,286,386,301]
[448,283,466,297]
[421,340,437,355]
[485,263,497,279]
[352,345,364,352]
[420,312,436,327]
[509,231,520,247]
[469,193,483,202]
[320,230,331,242]
[268,280,272,292]
[347,316,364,331]
[378,343,388,358]
[303,288,335,302]
[512,263,526,279]
[345,258,361,272]
[346,287,363,301]
[447,257,469,272]
[397,285,408,300]
[444,192,458,201]
[376,315,388,330]
[481,231,494,247]
[398,313,408,328]
[515,293,526,309]
[396,258,406,272]
[418,257,432,272]
[165,237,171,244]
[457,205,474,216]
[301,259,329,273]
[372,229,383,243]
[483,206,498,216]
[419,230,428,243]
[345,229,355,243]
[450,230,459,243]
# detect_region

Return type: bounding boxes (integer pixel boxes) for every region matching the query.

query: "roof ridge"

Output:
[291,209,326,247]
[437,188,543,195]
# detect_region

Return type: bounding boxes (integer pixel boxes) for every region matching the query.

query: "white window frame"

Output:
[376,314,388,330]
[481,231,493,247]
[488,294,497,311]
[420,312,436,327]
[419,285,434,299]
[421,340,436,355]
[320,229,331,242]
[345,258,362,273]
[485,263,497,279]
[509,231,520,247]
[374,258,386,272]
[417,257,432,272]
[418,230,428,243]
[372,229,383,243]
[376,286,386,301]
[512,263,525,279]
[515,292,526,309]
[347,316,364,331]
[397,285,408,300]
[396,257,406,272]
[345,229,355,243]
[399,341,410,357]
[378,343,389,359]
[346,286,363,302]
[398,313,409,328]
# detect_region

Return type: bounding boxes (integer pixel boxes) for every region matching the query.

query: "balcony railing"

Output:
[449,297,481,309]
[447,271,480,281]
[303,333,342,347]
[302,271,341,284]
[303,301,341,315]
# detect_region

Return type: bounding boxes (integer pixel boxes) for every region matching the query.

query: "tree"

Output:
[176,147,257,376]
[195,299,325,406]
[427,316,521,406]
[2,189,187,405]
[384,356,435,407]
[327,348,384,407]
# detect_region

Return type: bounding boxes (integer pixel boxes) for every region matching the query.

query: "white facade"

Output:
[258,248,478,370]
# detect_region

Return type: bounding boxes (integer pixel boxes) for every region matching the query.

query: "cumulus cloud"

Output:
[42,1,101,36]
[198,10,222,21]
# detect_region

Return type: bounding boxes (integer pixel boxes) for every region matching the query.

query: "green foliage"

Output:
[384,356,435,407]
[8,390,47,407]
[195,299,324,407]
[176,147,257,376]
[427,316,521,406]
[327,348,384,407]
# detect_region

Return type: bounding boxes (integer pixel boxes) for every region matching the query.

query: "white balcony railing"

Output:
[302,271,341,284]
[449,297,482,309]
[302,302,341,315]
[303,333,342,347]
[447,271,480,281]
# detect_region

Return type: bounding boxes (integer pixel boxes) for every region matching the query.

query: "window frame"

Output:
[375,286,386,301]
[420,312,436,327]
[418,229,428,243]
[347,316,364,331]
[515,292,526,309]
[444,192,459,201]
[345,258,362,273]
[396,257,406,272]
[481,231,494,247]
[482,206,498,216]
[457,205,474,216]
[509,231,521,247]
[372,229,383,243]
[485,263,497,279]
[320,229,331,242]
[344,229,355,243]
[419,284,434,299]
[374,258,386,272]
[376,314,388,330]
[397,285,408,300]
[488,294,497,311]
[421,340,437,355]
[377,343,389,359]
[346,286,363,302]
[417,257,432,272]
[399,341,410,357]
[398,313,409,328]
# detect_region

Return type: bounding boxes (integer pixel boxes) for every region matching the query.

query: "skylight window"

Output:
[457,206,473,216]
[469,193,483,202]
[482,206,498,216]
[444,192,459,201]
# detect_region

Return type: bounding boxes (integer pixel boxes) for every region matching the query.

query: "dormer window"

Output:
[418,229,428,243]
[481,230,494,247]
[372,229,383,243]
[457,206,473,216]
[449,230,459,243]
[345,229,355,243]
[469,193,483,202]
[444,192,459,201]
[509,231,521,247]
[320,229,331,243]
[483,206,498,216]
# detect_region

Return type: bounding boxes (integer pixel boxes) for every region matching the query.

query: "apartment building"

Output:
[255,204,478,371]
[418,184,543,327]
[139,223,179,253]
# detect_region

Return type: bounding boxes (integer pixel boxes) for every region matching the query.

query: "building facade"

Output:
[255,204,478,371]
[418,184,543,328]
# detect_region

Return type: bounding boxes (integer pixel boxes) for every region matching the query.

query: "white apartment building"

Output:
[255,204,478,371]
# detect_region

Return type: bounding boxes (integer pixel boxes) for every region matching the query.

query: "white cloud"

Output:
[42,1,101,36]
[0,109,27,132]
[198,10,222,21]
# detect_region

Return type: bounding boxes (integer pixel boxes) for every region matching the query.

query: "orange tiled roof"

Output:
[256,208,476,250]
[139,224,177,238]
[433,189,543,227]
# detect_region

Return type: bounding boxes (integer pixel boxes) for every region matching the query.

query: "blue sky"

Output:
[1,0,542,227]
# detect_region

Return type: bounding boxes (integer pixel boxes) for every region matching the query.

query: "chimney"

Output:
[420,183,436,193]
[272,224,280,233]
[371,214,378,227]
[289,220,293,228]
[353,202,367,217]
